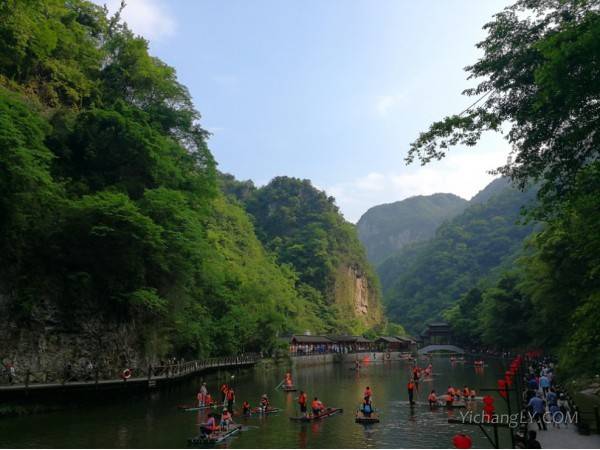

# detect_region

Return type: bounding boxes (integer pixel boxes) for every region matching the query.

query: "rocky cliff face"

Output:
[0,294,156,377]
[333,263,382,330]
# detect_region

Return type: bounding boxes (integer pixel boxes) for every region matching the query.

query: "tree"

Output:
[407,0,600,212]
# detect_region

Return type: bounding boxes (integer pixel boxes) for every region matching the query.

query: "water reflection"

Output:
[0,357,511,449]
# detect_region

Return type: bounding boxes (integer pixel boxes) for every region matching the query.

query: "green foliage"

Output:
[0,0,329,361]
[443,163,600,376]
[407,0,600,211]
[357,193,468,265]
[0,0,106,107]
[245,176,383,333]
[380,179,537,334]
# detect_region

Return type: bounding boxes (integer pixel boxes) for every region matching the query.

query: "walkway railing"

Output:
[0,353,260,391]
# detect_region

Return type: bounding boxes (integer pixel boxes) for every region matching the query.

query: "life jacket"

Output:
[206,417,218,430]
[242,401,250,409]
[311,400,321,410]
[428,393,437,402]
[221,411,231,421]
[463,388,470,397]
[407,382,415,391]
[298,394,307,405]
[205,394,213,405]
[227,390,235,401]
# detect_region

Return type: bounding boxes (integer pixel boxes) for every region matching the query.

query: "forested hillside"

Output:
[221,174,383,333]
[0,0,380,369]
[357,193,468,265]
[379,179,538,334]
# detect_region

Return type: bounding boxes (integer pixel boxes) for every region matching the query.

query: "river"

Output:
[0,356,513,448]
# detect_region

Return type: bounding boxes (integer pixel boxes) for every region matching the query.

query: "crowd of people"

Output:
[524,360,572,431]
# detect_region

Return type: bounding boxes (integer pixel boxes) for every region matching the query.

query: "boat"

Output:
[250,406,281,415]
[290,407,343,422]
[282,385,298,392]
[355,411,380,424]
[188,424,242,445]
[177,403,224,412]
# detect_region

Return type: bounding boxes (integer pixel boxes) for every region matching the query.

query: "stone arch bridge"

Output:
[418,344,465,355]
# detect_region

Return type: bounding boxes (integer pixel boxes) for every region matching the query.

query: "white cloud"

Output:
[374,94,403,117]
[326,145,510,223]
[94,0,176,41]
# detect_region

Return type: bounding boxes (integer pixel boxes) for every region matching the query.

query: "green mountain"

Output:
[0,1,375,368]
[378,179,538,334]
[357,194,468,265]
[221,174,384,333]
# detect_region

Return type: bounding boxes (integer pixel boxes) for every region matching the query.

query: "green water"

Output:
[0,357,513,448]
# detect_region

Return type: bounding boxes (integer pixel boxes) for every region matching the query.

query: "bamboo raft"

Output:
[355,411,380,424]
[188,424,242,445]
[177,403,224,412]
[290,407,343,422]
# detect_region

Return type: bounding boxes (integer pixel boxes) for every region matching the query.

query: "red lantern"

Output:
[505,371,513,387]
[498,379,507,398]
[483,395,495,422]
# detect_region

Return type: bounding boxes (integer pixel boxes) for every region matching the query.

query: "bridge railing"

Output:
[0,353,260,388]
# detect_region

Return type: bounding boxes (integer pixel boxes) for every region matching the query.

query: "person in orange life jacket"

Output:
[462,386,471,399]
[220,408,233,430]
[220,383,229,402]
[204,393,213,407]
[242,400,251,415]
[298,391,308,417]
[363,386,373,403]
[407,380,416,405]
[226,387,235,410]
[454,387,462,402]
[424,364,432,377]
[428,390,438,407]
[311,397,324,415]
[412,366,421,381]
[285,371,293,386]
[446,386,455,406]
[201,413,219,436]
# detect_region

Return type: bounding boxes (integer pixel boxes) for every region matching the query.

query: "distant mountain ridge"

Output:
[375,178,538,334]
[357,193,468,265]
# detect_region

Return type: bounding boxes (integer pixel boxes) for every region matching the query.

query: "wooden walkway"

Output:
[0,354,259,396]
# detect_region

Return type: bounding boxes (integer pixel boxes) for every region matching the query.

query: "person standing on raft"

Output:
[198,382,208,407]
[407,380,416,405]
[284,371,293,387]
[226,387,235,411]
[298,391,308,417]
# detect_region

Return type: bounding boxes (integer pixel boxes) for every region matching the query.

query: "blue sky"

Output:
[99,0,512,222]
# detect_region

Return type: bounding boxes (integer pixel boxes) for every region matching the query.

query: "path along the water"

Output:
[528,421,600,449]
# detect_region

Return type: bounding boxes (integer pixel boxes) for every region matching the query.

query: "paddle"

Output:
[274,379,285,390]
